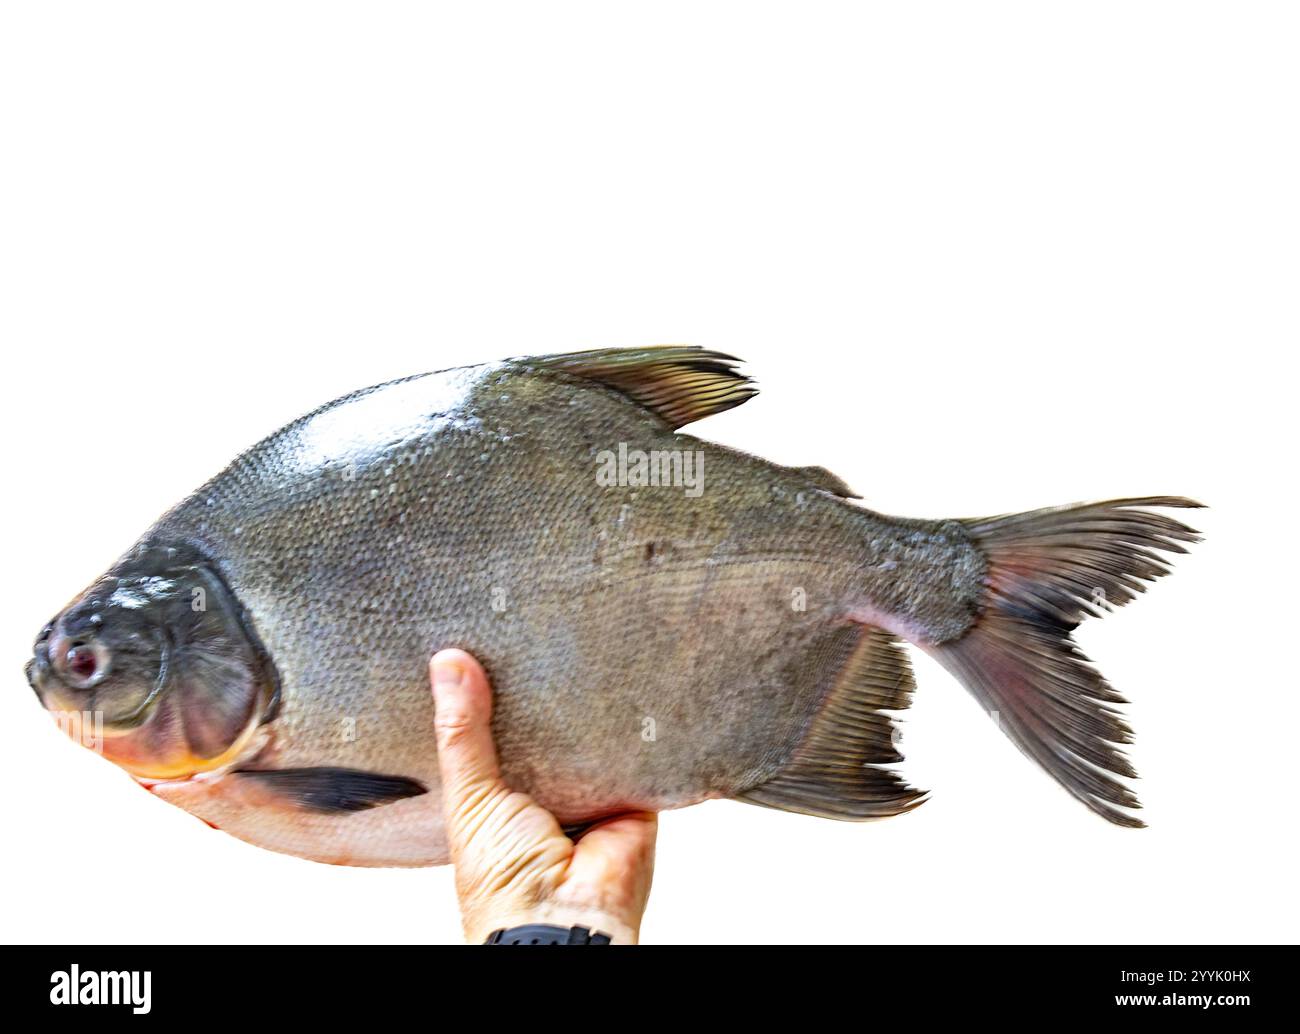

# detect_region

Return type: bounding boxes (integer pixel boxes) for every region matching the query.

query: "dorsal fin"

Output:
[735,625,926,820]
[525,346,756,429]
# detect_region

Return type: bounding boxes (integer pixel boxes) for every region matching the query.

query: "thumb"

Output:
[430,650,505,818]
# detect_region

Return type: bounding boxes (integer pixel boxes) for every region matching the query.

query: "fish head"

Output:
[26,544,278,781]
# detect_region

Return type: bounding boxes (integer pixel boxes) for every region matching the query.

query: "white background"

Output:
[1,2,1295,944]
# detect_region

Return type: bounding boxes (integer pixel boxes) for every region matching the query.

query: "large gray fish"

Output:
[26,347,1201,865]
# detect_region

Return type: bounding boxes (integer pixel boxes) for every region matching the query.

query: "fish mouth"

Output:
[28,624,166,731]
[26,624,53,698]
[25,633,83,714]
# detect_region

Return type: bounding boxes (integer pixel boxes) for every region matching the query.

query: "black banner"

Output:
[0,944,1287,1022]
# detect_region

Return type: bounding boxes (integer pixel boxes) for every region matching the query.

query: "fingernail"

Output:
[433,657,464,692]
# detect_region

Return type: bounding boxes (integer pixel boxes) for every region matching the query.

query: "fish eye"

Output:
[62,640,110,689]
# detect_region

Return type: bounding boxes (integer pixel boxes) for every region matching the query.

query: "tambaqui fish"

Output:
[26,347,1201,865]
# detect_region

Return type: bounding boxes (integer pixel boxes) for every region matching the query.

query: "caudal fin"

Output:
[928,497,1203,827]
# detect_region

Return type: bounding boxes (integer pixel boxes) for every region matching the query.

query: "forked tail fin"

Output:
[927,497,1203,826]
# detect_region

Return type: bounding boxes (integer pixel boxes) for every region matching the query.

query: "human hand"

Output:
[430,649,658,944]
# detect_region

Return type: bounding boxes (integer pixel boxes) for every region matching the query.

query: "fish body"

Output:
[27,348,1200,865]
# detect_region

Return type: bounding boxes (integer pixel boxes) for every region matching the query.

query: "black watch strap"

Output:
[484,924,613,945]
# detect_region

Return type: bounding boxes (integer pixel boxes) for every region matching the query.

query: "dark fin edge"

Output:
[525,346,757,429]
[930,496,1204,828]
[736,626,927,820]
[232,767,428,814]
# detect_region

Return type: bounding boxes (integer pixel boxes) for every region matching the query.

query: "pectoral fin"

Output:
[231,767,427,814]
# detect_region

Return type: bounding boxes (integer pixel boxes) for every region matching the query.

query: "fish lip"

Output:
[27,637,53,698]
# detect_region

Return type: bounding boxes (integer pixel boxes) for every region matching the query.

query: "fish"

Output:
[25,347,1202,866]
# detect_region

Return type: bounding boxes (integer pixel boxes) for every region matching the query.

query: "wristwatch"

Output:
[484,924,613,944]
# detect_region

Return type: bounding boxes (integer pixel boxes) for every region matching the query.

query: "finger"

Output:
[576,811,659,859]
[566,812,659,911]
[430,649,504,810]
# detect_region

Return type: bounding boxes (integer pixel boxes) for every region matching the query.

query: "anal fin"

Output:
[736,626,926,820]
